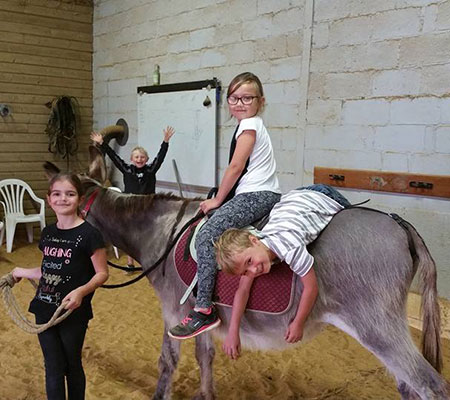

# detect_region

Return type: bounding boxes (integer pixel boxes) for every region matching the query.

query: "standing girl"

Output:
[169,72,281,340]
[12,173,109,400]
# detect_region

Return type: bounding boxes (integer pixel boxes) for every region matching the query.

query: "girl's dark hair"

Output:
[48,173,84,197]
[227,72,264,98]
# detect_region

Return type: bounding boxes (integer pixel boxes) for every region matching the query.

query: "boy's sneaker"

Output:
[168,307,221,340]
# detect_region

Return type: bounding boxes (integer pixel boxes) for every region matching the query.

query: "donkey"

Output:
[45,148,448,400]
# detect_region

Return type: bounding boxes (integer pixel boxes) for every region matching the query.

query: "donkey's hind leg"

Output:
[193,332,216,400]
[324,313,448,400]
[153,324,181,400]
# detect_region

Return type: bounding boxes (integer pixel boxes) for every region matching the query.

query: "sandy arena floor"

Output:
[1,239,449,400]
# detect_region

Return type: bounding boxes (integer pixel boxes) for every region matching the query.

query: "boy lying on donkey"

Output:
[214,186,349,359]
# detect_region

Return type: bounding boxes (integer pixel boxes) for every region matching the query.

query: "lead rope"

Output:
[0,273,72,334]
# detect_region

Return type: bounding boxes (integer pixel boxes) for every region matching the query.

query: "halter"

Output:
[81,188,100,219]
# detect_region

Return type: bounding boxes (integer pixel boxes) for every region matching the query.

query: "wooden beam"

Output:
[314,167,450,199]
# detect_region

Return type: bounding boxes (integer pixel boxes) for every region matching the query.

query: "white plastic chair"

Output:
[107,186,122,259]
[0,221,4,247]
[0,179,46,253]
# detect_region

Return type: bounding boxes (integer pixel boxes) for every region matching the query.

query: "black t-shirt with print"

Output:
[29,221,105,323]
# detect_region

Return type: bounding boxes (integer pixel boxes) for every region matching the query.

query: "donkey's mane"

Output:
[99,189,201,218]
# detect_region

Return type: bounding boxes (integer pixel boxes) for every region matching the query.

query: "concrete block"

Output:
[390,98,440,125]
[272,8,304,35]
[325,71,372,100]
[108,78,141,97]
[267,128,282,150]
[381,152,408,171]
[305,125,373,151]
[214,24,243,46]
[242,15,274,40]
[329,15,372,45]
[281,128,300,151]
[190,27,216,50]
[400,32,450,67]
[287,32,303,57]
[283,81,302,104]
[435,127,450,153]
[255,36,288,61]
[257,0,303,15]
[310,46,348,73]
[314,0,353,22]
[437,0,450,30]
[373,69,421,97]
[214,0,258,26]
[306,100,341,124]
[200,50,227,68]
[421,64,450,96]
[274,149,297,173]
[156,8,213,36]
[423,5,438,33]
[346,41,399,72]
[410,153,450,174]
[278,172,300,192]
[263,82,285,104]
[330,8,421,45]
[304,148,382,171]
[265,104,299,127]
[424,127,436,152]
[371,8,421,40]
[343,100,390,125]
[441,99,450,123]
[93,82,108,99]
[270,57,302,81]
[312,23,329,48]
[221,42,256,65]
[167,33,190,54]
[374,125,427,152]
[308,72,327,99]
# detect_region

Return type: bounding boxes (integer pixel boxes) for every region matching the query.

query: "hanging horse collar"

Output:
[81,188,100,219]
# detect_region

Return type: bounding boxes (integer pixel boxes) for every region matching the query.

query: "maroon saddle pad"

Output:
[173,221,296,314]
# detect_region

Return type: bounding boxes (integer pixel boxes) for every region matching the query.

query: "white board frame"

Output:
[137,79,219,194]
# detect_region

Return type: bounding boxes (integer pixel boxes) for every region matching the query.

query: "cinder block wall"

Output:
[93,0,450,296]
[0,0,93,224]
[306,1,450,295]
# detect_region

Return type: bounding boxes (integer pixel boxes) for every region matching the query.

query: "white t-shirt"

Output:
[260,190,344,277]
[234,116,280,195]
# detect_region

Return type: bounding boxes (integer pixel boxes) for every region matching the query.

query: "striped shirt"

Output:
[260,190,344,277]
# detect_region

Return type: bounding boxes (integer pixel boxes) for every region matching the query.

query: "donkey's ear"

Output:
[88,145,107,184]
[43,161,60,181]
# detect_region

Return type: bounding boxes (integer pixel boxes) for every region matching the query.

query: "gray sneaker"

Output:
[168,308,221,340]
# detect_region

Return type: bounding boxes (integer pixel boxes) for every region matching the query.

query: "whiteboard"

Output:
[137,82,218,190]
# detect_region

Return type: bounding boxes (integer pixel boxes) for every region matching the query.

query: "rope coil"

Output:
[0,273,72,334]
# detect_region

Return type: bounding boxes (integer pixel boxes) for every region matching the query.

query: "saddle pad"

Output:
[173,221,296,314]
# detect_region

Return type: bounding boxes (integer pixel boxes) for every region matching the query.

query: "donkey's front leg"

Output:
[193,332,216,400]
[153,323,181,400]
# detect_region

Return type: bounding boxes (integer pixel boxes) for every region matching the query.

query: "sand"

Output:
[1,239,449,400]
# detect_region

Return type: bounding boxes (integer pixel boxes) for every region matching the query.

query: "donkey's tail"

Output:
[402,219,443,373]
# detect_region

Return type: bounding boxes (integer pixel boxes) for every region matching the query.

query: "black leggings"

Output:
[36,315,89,400]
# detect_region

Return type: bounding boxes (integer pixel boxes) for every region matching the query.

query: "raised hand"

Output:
[90,131,104,145]
[163,126,175,142]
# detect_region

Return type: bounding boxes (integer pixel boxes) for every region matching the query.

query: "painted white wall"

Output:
[93,0,450,296]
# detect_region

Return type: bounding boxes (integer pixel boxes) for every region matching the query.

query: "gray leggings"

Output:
[195,191,281,308]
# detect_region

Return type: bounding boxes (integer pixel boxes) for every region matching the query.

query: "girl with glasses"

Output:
[169,72,281,340]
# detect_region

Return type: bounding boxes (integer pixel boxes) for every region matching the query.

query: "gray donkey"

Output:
[45,147,448,400]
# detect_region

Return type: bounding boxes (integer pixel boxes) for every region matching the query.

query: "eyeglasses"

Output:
[227,95,259,105]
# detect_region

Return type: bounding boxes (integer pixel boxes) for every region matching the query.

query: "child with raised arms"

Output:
[91,126,175,270]
[169,72,281,340]
[214,188,345,359]
[12,172,109,399]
